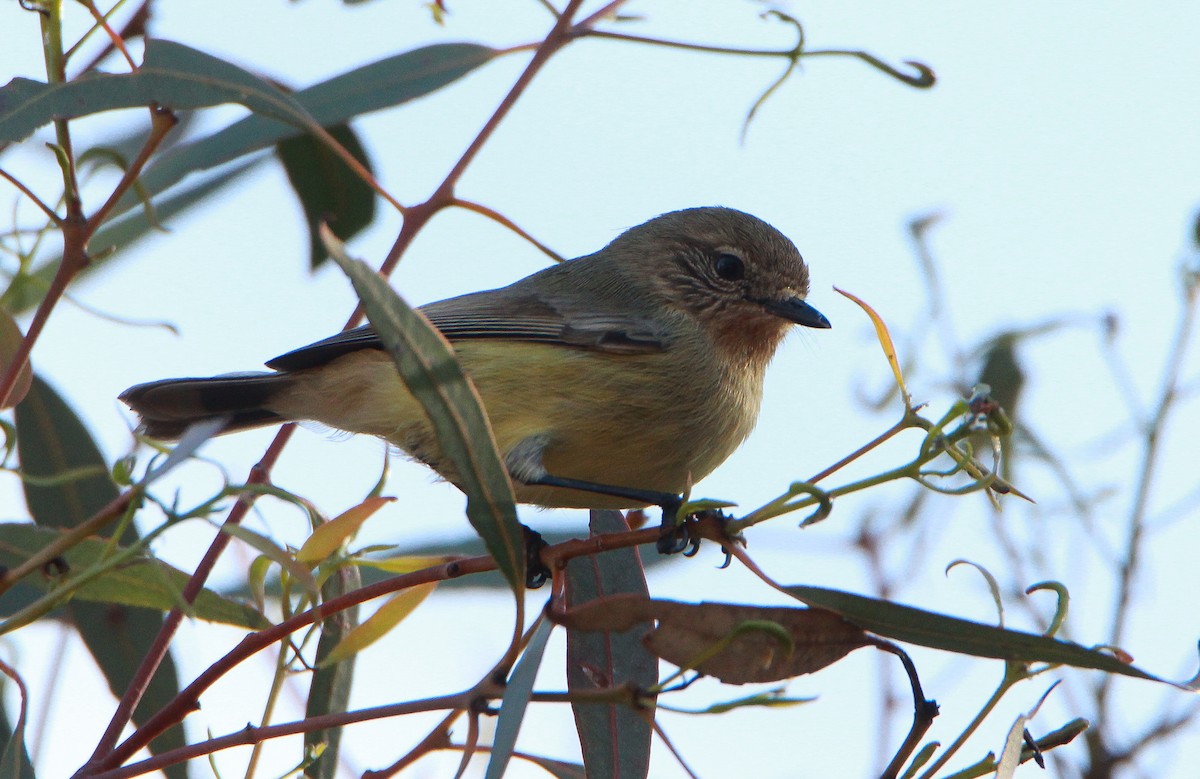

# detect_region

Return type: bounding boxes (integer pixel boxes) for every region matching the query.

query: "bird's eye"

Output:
[713,252,745,281]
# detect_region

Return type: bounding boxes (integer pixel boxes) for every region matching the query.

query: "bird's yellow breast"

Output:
[274,339,766,508]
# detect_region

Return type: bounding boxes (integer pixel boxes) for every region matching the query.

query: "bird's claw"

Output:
[656,507,736,559]
[656,520,691,555]
[522,525,551,589]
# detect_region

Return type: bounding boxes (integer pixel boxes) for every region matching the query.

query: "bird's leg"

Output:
[506,436,694,557]
[518,472,692,555]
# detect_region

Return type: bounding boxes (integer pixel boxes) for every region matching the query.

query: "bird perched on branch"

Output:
[122,206,830,548]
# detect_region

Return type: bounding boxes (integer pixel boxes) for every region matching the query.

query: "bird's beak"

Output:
[760,296,831,329]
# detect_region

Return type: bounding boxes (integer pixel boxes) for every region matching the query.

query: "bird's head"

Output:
[610,206,830,364]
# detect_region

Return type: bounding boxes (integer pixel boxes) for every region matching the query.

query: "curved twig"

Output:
[804,49,935,88]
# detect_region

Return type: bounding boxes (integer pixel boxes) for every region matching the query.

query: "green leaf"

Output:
[304,564,361,779]
[277,123,376,270]
[15,374,122,536]
[0,39,320,143]
[486,616,555,779]
[106,43,497,222]
[565,510,654,779]
[327,246,525,594]
[784,585,1171,683]
[0,523,268,630]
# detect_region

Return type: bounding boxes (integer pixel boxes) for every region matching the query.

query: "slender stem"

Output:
[807,414,919,484]
[386,0,592,273]
[0,97,177,409]
[450,197,565,262]
[0,2,83,408]
[241,640,292,779]
[71,0,150,76]
[729,418,971,532]
[875,639,938,779]
[39,0,82,204]
[310,123,407,216]
[584,29,794,58]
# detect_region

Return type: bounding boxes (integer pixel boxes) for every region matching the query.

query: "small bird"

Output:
[121,207,829,518]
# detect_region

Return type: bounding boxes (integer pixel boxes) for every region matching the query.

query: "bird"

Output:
[121,206,829,524]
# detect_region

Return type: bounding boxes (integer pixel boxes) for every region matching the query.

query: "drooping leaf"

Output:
[326,241,525,594]
[835,286,909,408]
[783,585,1173,684]
[304,564,362,779]
[296,496,394,566]
[277,124,376,269]
[318,581,436,666]
[566,510,655,779]
[485,617,555,779]
[558,595,868,685]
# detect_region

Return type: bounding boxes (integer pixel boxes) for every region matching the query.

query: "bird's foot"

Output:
[521,524,551,589]
[655,494,700,556]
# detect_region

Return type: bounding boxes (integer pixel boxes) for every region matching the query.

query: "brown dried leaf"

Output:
[556,595,869,685]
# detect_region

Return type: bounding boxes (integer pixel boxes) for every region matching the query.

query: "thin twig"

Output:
[451,198,565,262]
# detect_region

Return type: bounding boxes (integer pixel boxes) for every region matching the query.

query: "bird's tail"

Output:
[119,373,295,440]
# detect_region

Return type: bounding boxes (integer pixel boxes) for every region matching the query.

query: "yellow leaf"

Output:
[834,286,910,409]
[354,554,455,574]
[319,582,437,666]
[296,496,395,566]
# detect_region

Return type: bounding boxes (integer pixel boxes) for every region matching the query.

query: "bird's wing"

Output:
[265,285,668,372]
